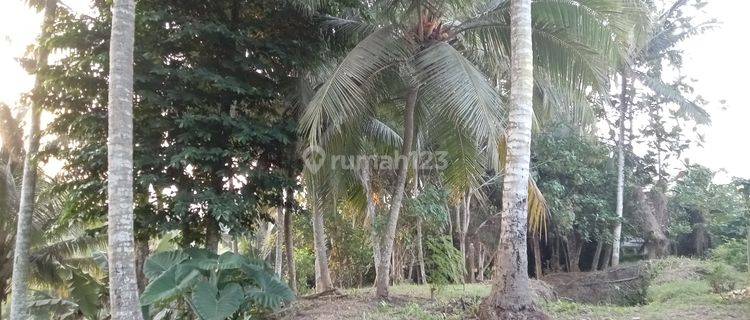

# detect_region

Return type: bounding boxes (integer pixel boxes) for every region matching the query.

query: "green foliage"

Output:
[42,0,323,244]
[533,127,618,243]
[670,165,747,252]
[704,262,743,295]
[404,186,449,225]
[191,281,245,320]
[425,237,465,295]
[293,247,316,293]
[141,249,294,319]
[711,239,748,272]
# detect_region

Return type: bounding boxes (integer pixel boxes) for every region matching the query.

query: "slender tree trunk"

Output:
[590,241,603,271]
[477,243,485,282]
[411,148,427,285]
[105,0,142,318]
[481,1,544,318]
[531,235,542,278]
[612,71,629,267]
[375,86,418,300]
[468,243,476,283]
[9,2,57,319]
[283,189,297,293]
[275,207,283,277]
[310,181,334,293]
[416,217,427,284]
[359,159,383,291]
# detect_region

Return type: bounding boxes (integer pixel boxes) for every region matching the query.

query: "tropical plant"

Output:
[9,0,58,318]
[140,249,294,319]
[298,0,640,300]
[425,237,464,300]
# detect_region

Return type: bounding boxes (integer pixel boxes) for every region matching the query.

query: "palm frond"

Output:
[632,70,710,124]
[413,42,505,170]
[299,27,414,146]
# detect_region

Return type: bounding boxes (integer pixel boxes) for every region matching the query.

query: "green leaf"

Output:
[67,271,101,317]
[244,271,295,310]
[191,281,244,320]
[141,265,201,306]
[144,250,189,280]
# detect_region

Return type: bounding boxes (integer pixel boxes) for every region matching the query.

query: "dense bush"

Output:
[710,239,748,272]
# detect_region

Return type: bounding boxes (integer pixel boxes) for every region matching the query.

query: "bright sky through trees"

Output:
[0,0,747,180]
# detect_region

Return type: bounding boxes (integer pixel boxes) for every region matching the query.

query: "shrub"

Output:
[704,262,743,295]
[710,239,748,272]
[425,236,465,299]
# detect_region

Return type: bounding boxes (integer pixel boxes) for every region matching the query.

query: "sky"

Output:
[0,0,748,181]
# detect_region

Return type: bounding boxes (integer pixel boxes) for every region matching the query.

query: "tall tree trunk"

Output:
[531,235,542,278]
[375,86,418,300]
[359,159,383,291]
[481,0,544,318]
[105,0,142,318]
[411,148,427,285]
[275,207,283,277]
[9,1,57,319]
[590,241,603,271]
[612,71,629,267]
[416,217,427,284]
[310,182,334,293]
[283,188,297,293]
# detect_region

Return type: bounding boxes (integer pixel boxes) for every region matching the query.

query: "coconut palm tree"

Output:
[9,1,57,318]
[2,109,107,319]
[298,0,641,300]
[105,0,142,318]
[479,0,539,316]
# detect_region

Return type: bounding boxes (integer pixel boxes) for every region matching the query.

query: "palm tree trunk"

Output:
[275,207,284,277]
[375,86,418,299]
[310,181,334,293]
[106,0,142,318]
[360,159,383,288]
[9,1,57,319]
[416,217,427,284]
[481,0,544,318]
[612,70,629,267]
[283,188,297,293]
